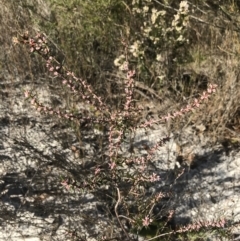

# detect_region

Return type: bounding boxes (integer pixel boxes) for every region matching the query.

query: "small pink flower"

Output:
[29,38,35,45]
[149,173,160,182]
[184,105,192,112]
[61,179,71,190]
[164,113,172,121]
[31,98,36,105]
[109,162,116,170]
[200,91,209,100]
[193,98,200,108]
[95,167,101,175]
[208,84,217,93]
[24,90,30,98]
[142,216,152,227]
[219,219,225,227]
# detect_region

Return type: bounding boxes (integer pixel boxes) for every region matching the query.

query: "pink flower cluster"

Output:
[140,84,217,128]
[177,218,226,233]
[142,216,153,227]
[15,32,221,235]
[20,32,106,115]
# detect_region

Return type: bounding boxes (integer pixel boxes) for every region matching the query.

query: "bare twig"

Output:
[115,187,130,240]
[145,231,174,241]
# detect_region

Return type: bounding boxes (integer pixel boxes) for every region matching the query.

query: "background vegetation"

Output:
[3,0,240,143]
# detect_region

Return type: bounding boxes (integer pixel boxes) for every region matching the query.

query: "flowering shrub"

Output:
[13,30,220,239]
[114,0,190,87]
